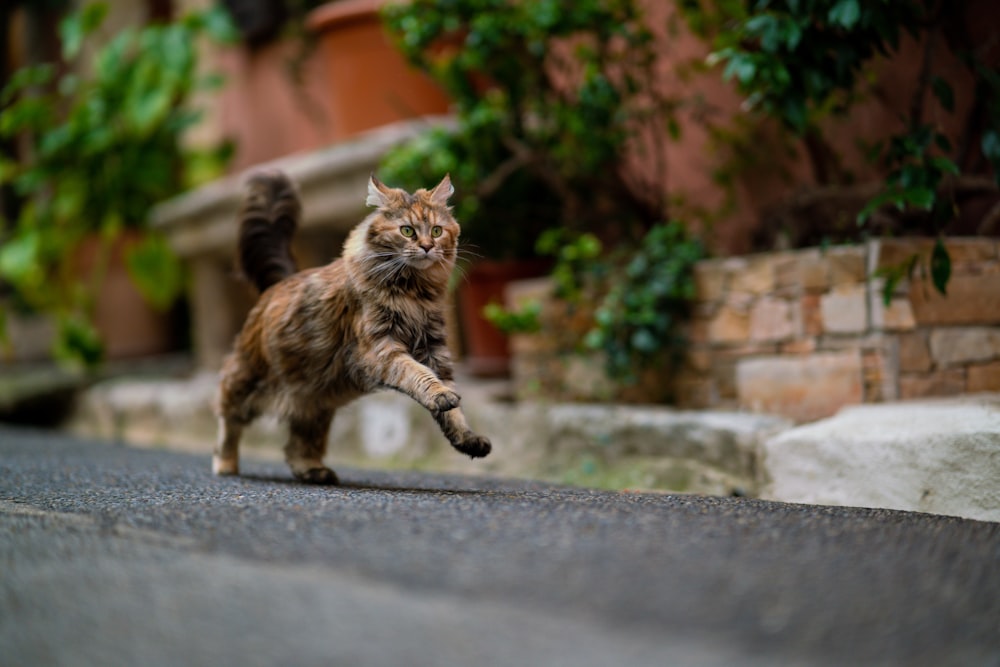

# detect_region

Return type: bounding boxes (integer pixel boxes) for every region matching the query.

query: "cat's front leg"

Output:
[365,339,461,413]
[421,345,491,457]
[434,401,492,459]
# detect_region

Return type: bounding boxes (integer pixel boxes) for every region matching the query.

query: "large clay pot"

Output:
[75,231,177,360]
[306,0,451,142]
[457,259,550,378]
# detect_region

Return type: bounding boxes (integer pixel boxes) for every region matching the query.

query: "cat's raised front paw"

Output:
[431,389,461,413]
[453,434,491,459]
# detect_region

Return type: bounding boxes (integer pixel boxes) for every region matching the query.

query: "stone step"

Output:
[65,371,1000,522]
[67,370,788,498]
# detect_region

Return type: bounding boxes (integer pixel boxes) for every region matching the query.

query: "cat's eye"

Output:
[400,225,415,237]
[431,226,443,238]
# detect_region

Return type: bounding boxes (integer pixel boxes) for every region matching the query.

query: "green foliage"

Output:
[381,0,673,259]
[873,237,950,307]
[698,0,1000,298]
[857,125,959,227]
[535,230,604,301]
[584,222,704,381]
[482,300,542,334]
[381,0,705,386]
[708,0,926,136]
[0,3,234,366]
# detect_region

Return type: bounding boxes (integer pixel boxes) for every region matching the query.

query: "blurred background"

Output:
[1,0,998,429]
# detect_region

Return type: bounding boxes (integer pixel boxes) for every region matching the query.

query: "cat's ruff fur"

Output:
[214,170,491,484]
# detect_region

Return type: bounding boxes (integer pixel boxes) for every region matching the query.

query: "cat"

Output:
[214,170,492,484]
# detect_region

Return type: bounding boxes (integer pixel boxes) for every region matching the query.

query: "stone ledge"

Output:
[67,371,1000,521]
[760,394,1000,522]
[151,117,453,258]
[67,371,789,498]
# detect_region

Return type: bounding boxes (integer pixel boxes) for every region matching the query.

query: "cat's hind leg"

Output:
[214,359,265,477]
[284,408,338,485]
[214,417,243,476]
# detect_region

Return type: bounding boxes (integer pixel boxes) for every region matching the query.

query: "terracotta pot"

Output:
[306,0,451,142]
[75,231,177,360]
[457,259,550,378]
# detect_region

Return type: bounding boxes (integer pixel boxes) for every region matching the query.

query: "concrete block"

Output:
[800,294,823,336]
[929,327,1000,366]
[910,274,1000,326]
[798,250,830,291]
[708,305,750,344]
[739,257,776,295]
[736,350,863,423]
[968,361,1000,393]
[749,297,796,342]
[760,395,1000,522]
[899,369,966,399]
[692,262,726,302]
[898,331,932,373]
[872,297,916,331]
[827,246,866,286]
[821,286,868,334]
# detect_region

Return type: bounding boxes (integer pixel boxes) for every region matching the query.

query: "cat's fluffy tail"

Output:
[238,170,301,293]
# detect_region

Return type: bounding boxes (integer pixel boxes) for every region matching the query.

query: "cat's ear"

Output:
[428,173,454,208]
[366,173,393,208]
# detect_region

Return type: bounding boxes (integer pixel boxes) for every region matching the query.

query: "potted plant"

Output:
[379,0,699,380]
[0,3,235,366]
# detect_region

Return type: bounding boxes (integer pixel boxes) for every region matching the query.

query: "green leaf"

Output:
[930,239,951,297]
[982,130,1000,185]
[828,0,860,29]
[0,232,41,284]
[124,235,185,311]
[929,155,960,176]
[54,315,104,368]
[874,253,918,307]
[1,64,55,104]
[931,76,955,112]
[60,3,109,60]
[900,186,935,210]
[630,327,658,353]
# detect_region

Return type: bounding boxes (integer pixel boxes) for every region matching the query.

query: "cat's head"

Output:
[360,174,459,272]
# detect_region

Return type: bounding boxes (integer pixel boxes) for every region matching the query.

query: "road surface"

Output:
[1,426,998,666]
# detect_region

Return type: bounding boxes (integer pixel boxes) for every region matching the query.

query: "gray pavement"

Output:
[1,426,998,666]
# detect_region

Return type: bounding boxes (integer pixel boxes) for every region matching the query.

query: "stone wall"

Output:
[507,237,999,423]
[676,237,1000,422]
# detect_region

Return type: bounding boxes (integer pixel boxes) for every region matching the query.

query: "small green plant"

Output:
[584,222,704,381]
[0,3,235,365]
[482,300,542,334]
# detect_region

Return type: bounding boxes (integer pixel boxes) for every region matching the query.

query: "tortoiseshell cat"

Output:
[214,170,491,484]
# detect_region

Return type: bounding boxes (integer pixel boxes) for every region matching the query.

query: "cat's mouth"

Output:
[407,253,438,269]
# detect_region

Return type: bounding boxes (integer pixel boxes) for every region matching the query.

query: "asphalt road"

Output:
[1,426,998,667]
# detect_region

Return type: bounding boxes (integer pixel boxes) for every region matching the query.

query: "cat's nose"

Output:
[419,242,434,253]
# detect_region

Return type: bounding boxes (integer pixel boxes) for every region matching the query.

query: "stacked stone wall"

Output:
[676,238,1000,421]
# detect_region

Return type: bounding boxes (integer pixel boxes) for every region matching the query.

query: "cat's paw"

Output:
[293,466,340,485]
[212,455,239,476]
[431,389,461,413]
[453,434,492,459]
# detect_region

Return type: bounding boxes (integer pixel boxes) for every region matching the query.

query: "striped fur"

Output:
[215,172,491,484]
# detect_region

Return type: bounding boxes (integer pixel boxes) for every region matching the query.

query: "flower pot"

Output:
[306,0,452,142]
[457,259,550,378]
[75,231,177,360]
